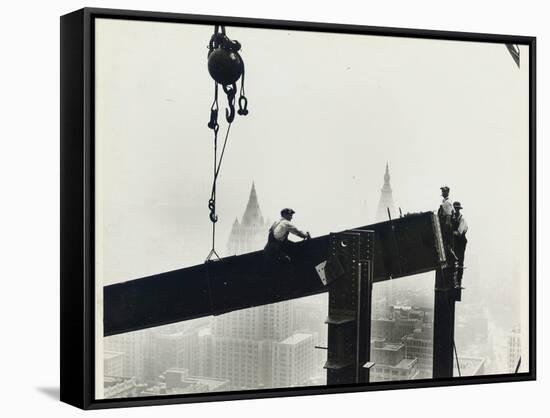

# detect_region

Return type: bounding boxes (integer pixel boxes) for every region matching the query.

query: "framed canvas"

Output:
[60,7,536,409]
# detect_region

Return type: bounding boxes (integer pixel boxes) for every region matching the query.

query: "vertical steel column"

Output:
[324,230,374,385]
[354,229,375,383]
[433,267,456,378]
[432,211,460,379]
[432,211,456,379]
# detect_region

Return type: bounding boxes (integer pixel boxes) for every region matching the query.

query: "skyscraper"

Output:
[146,329,200,380]
[374,163,397,306]
[226,182,269,255]
[506,325,521,373]
[375,162,397,222]
[402,323,434,378]
[104,331,148,381]
[208,182,303,390]
[272,333,317,388]
[104,351,124,377]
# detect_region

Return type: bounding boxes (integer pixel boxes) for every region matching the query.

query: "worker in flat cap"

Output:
[437,186,454,217]
[264,208,311,263]
[452,201,468,288]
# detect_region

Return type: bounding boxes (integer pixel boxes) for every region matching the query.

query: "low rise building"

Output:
[370,338,418,382]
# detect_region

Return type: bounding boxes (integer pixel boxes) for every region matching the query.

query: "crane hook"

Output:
[223,83,237,123]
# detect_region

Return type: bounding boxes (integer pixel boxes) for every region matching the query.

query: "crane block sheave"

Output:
[104,211,446,336]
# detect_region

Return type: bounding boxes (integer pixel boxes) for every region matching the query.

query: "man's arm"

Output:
[286,222,309,239]
[458,218,468,235]
[443,200,455,216]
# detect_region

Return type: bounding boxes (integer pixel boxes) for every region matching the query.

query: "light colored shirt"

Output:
[455,214,468,235]
[270,218,307,241]
[440,197,454,216]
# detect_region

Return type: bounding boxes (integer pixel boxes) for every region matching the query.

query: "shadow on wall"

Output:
[35,386,59,401]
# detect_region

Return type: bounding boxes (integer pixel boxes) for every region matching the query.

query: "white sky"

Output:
[94,18,531,394]
[95,19,529,286]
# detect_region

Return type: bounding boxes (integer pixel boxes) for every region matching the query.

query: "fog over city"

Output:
[94,19,530,398]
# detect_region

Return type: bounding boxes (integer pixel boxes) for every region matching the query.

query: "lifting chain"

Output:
[205,25,249,261]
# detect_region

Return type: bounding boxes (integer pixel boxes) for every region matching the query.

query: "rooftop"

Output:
[453,356,485,376]
[373,342,403,352]
[279,333,312,345]
[104,376,134,387]
[184,376,229,391]
[374,358,417,371]
[164,368,229,392]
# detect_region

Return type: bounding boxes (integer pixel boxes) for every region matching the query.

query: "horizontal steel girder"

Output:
[104,212,445,336]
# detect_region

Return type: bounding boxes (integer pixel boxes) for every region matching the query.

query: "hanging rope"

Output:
[205,25,249,261]
[453,338,462,377]
[514,356,522,373]
[205,121,233,261]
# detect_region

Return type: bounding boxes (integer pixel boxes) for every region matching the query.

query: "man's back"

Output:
[270,218,306,241]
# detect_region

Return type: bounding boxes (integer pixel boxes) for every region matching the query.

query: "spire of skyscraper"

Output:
[229,217,240,236]
[375,162,397,222]
[226,181,269,256]
[241,182,264,226]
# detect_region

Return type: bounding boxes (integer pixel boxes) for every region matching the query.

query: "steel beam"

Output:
[104,212,445,336]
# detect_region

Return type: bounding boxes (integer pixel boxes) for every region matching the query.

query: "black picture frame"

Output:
[60,7,536,410]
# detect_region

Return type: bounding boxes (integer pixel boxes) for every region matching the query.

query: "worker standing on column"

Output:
[264,208,310,263]
[452,201,468,288]
[438,186,454,218]
[437,186,455,259]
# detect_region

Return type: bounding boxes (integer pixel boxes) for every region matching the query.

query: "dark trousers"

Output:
[439,214,456,263]
[264,236,292,263]
[263,236,293,297]
[454,236,467,282]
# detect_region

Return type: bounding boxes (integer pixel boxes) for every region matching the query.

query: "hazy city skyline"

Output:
[102,164,521,398]
[94,19,530,397]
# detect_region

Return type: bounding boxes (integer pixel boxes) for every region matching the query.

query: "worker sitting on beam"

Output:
[264,208,311,263]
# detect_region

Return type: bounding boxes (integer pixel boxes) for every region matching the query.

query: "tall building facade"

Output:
[371,305,428,381]
[506,325,521,373]
[272,333,317,388]
[142,329,200,381]
[104,351,124,377]
[104,331,148,381]
[293,295,328,372]
[206,182,319,390]
[209,300,296,389]
[402,323,433,378]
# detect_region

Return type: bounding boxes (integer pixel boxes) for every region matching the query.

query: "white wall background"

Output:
[0,0,546,417]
